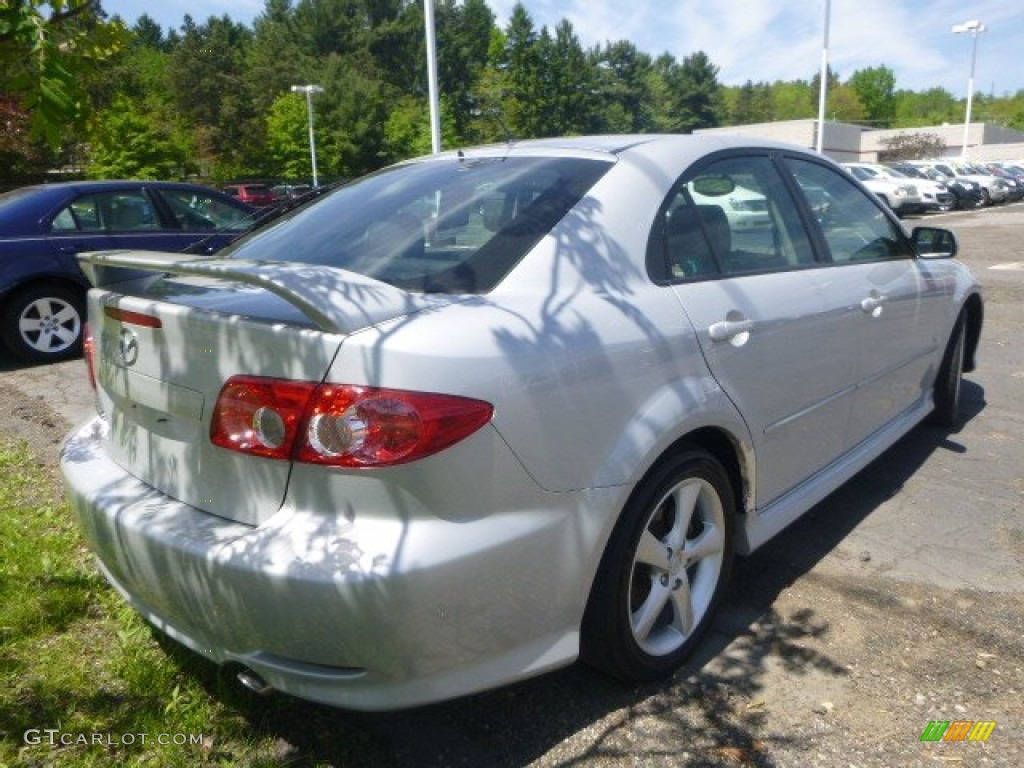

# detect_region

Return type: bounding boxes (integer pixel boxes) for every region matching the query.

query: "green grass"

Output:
[0,440,320,767]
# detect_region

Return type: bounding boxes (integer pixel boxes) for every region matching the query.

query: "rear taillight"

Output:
[83,324,97,391]
[210,377,317,460]
[210,376,493,467]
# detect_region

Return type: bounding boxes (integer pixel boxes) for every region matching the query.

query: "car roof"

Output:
[0,180,233,236]
[412,134,820,174]
[13,180,217,193]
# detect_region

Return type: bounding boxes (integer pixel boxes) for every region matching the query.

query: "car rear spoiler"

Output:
[78,250,436,336]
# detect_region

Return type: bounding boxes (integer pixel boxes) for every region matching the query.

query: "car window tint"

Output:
[786,158,914,264]
[50,207,78,232]
[157,188,252,231]
[226,156,612,294]
[56,191,161,233]
[57,199,103,232]
[648,154,815,281]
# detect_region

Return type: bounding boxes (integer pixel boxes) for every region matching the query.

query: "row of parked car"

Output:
[223,182,312,208]
[840,159,1024,217]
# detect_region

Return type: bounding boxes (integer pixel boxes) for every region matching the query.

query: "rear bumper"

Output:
[61,417,622,710]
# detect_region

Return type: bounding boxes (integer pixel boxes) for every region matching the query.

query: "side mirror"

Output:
[912,226,958,259]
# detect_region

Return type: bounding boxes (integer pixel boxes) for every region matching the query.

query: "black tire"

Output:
[980,188,991,206]
[929,317,966,429]
[581,448,735,682]
[1,284,85,363]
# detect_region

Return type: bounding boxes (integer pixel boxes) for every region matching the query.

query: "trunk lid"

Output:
[81,250,446,526]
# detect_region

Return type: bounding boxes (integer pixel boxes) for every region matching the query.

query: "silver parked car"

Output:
[62,135,982,711]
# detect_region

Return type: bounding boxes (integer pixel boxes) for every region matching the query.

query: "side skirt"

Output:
[736,397,933,554]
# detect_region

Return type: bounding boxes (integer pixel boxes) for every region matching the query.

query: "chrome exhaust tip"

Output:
[236,668,273,696]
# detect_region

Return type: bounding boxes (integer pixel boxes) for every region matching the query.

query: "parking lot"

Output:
[1,202,1021,766]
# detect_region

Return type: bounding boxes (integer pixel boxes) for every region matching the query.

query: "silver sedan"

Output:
[62,135,982,710]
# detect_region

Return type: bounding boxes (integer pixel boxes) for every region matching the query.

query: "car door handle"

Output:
[860,294,885,316]
[708,318,754,342]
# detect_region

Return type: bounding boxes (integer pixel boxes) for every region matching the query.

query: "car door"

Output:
[151,186,256,253]
[46,192,119,263]
[53,188,187,254]
[783,155,952,449]
[652,153,859,507]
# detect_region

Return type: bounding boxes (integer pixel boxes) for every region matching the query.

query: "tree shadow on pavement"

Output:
[168,383,986,767]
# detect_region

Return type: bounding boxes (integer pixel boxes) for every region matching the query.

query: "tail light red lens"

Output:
[210,376,493,467]
[210,377,317,460]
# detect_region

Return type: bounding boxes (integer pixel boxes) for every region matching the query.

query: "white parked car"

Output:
[841,163,923,216]
[62,135,983,711]
[845,162,955,212]
[915,160,1009,205]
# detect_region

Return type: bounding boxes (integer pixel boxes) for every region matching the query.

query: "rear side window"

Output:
[50,190,160,233]
[786,157,914,264]
[647,154,815,281]
[226,156,612,294]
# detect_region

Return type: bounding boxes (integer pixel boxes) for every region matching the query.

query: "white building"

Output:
[697,120,1024,163]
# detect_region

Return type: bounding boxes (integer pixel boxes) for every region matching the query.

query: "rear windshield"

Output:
[224,155,612,293]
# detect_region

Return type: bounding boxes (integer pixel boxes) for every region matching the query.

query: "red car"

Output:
[223,183,277,207]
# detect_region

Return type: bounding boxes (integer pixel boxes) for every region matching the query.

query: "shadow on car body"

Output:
[139,382,986,766]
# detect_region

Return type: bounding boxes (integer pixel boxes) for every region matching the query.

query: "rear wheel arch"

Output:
[580,435,743,681]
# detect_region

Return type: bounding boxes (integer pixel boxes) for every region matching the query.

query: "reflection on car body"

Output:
[62,135,983,711]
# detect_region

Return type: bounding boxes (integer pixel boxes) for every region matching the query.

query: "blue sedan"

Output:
[0,180,256,362]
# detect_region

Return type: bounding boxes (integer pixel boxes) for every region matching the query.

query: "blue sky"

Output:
[101,0,1023,97]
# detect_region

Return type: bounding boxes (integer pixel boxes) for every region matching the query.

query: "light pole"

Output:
[815,0,831,154]
[291,84,325,186]
[423,0,441,153]
[952,20,985,159]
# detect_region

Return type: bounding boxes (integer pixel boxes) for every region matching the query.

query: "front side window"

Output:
[786,157,914,264]
[157,188,253,231]
[226,155,612,294]
[647,154,816,281]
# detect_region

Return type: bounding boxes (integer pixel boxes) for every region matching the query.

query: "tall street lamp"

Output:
[815,0,831,154]
[291,84,325,186]
[952,20,986,159]
[423,0,441,154]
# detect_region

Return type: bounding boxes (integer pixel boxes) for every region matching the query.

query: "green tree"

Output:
[771,80,815,120]
[848,65,896,127]
[828,84,867,122]
[167,15,261,179]
[722,80,776,124]
[893,87,957,127]
[535,20,597,136]
[592,41,655,133]
[435,0,495,143]
[500,3,547,138]
[87,94,183,178]
[660,51,721,133]
[247,0,310,116]
[265,92,313,180]
[0,0,128,145]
